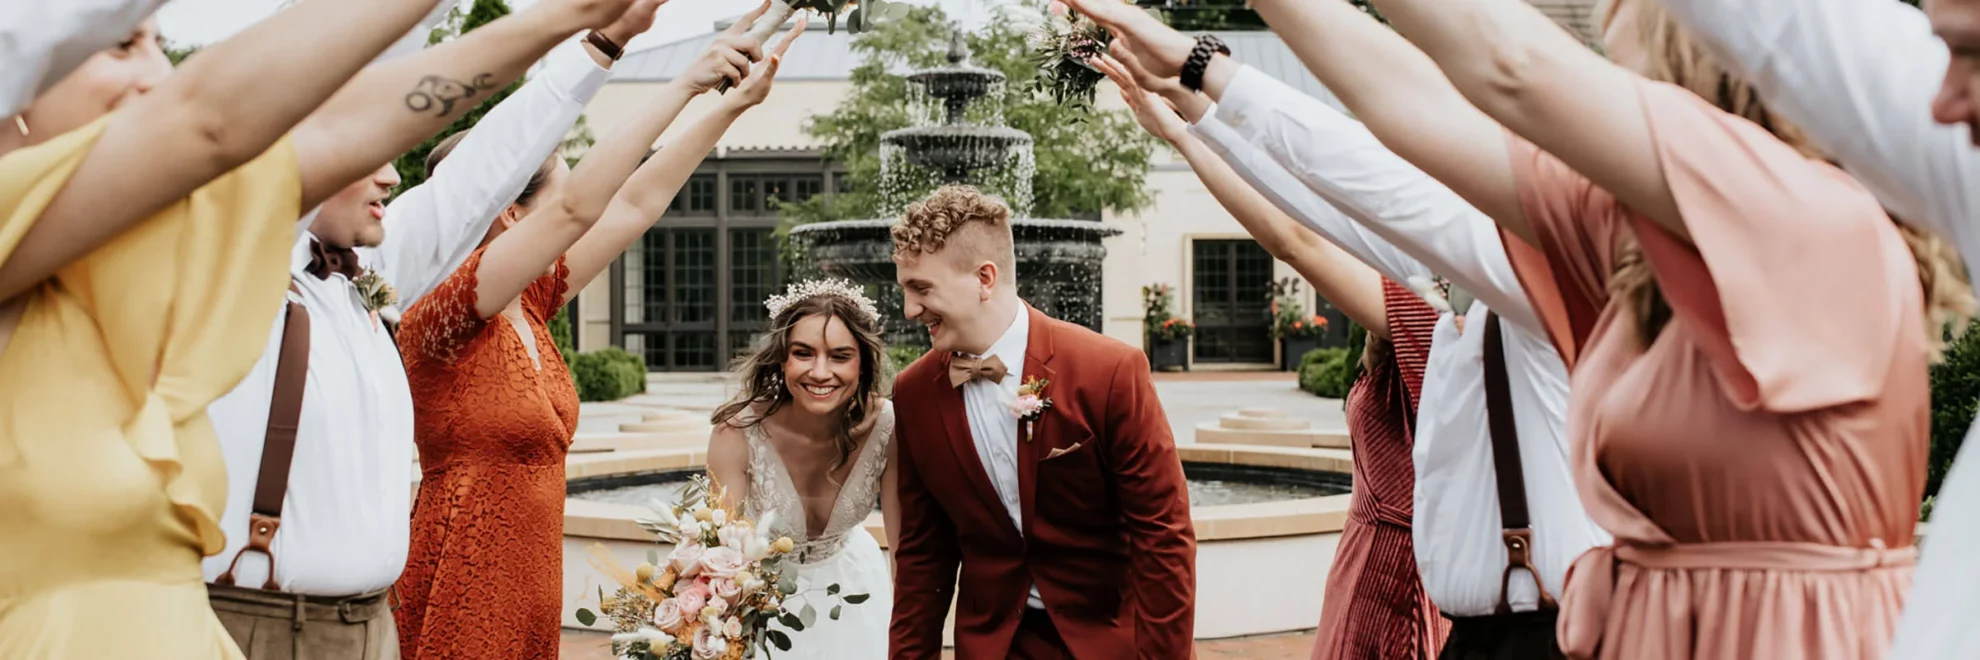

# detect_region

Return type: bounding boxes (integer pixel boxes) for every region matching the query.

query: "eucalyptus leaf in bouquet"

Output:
[1027,1,1119,109]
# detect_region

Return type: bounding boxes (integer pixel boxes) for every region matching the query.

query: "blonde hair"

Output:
[1599,0,1974,358]
[890,185,1017,280]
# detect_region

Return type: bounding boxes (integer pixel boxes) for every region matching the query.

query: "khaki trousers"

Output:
[208,583,399,660]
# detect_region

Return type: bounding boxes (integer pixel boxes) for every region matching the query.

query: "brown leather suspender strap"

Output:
[216,284,311,590]
[1482,312,1556,613]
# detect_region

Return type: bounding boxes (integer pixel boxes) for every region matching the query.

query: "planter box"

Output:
[1150,337,1190,372]
[1281,337,1322,372]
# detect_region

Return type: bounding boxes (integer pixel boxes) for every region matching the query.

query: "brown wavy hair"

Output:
[1598,0,1975,358]
[710,293,890,471]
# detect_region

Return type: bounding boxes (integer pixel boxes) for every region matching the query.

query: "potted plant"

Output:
[1142,283,1192,372]
[1269,278,1328,371]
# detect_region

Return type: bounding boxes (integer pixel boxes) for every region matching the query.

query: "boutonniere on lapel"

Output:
[1009,376,1053,441]
[353,270,400,325]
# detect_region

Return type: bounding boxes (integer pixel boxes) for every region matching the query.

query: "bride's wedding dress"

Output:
[743,402,894,659]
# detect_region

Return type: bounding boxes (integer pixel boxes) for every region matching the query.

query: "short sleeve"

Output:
[1627,80,1918,412]
[1381,277,1441,405]
[1500,131,1632,367]
[522,254,571,321]
[399,247,491,366]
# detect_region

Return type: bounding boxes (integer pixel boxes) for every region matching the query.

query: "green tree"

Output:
[1137,0,1383,30]
[1930,328,1980,502]
[783,5,1159,227]
[164,40,200,66]
[388,0,595,193]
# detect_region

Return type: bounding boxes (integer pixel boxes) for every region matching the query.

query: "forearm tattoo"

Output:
[404,73,498,117]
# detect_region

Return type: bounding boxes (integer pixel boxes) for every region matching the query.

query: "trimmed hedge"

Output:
[1297,347,1353,399]
[1930,328,1980,503]
[570,346,646,402]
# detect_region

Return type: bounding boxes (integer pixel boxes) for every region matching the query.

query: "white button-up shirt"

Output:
[1651,0,1980,652]
[1193,64,1610,616]
[959,307,1044,609]
[201,41,608,596]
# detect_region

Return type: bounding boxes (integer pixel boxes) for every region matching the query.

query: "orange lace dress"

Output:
[392,249,579,659]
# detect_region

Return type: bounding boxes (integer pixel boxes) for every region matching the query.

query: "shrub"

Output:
[1142,283,1196,341]
[886,344,928,376]
[570,346,647,402]
[1298,347,1353,399]
[1929,328,1980,503]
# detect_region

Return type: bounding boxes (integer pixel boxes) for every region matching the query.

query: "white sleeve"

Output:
[1187,110,1430,287]
[1660,0,1979,264]
[0,0,170,116]
[364,39,611,310]
[1206,65,1544,334]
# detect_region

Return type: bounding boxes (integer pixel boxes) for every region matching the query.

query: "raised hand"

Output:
[726,15,807,108]
[597,0,670,45]
[1091,55,1189,144]
[1061,0,1194,78]
[680,0,772,93]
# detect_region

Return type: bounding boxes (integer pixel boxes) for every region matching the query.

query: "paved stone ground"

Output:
[558,629,1321,659]
[581,370,1345,445]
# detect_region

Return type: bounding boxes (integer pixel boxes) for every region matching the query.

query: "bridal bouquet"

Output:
[1028,0,1116,107]
[579,476,869,660]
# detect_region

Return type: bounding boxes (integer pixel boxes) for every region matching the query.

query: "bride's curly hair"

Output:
[711,294,891,471]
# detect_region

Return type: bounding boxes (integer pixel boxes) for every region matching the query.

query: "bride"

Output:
[705,279,897,658]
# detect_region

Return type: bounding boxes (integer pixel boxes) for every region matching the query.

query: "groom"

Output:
[887,185,1197,659]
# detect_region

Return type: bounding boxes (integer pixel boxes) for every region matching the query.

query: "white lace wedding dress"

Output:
[743,402,894,659]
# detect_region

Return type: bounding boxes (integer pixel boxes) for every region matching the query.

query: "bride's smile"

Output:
[782,312,864,416]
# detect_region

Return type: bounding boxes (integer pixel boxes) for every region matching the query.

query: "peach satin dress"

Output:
[1502,81,1928,659]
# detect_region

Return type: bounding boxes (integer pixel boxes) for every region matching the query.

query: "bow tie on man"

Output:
[306,239,364,281]
[950,354,1008,388]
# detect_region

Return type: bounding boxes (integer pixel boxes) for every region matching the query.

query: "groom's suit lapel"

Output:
[1016,306,1056,539]
[933,351,1021,540]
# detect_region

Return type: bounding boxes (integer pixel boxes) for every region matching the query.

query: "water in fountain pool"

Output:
[568,463,1349,510]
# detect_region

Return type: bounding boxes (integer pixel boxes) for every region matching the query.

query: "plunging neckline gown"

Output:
[742,402,895,659]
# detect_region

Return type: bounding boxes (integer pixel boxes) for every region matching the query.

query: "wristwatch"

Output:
[586,30,625,61]
[1180,34,1231,93]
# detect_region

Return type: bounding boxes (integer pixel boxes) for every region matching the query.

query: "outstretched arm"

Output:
[561,18,807,303]
[469,7,765,319]
[1661,0,1976,247]
[0,0,450,301]
[372,3,664,311]
[1094,55,1391,338]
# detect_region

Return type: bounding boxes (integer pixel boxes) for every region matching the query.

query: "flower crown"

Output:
[764,278,880,324]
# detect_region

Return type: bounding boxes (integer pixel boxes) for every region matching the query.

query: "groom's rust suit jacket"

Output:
[888,306,1197,659]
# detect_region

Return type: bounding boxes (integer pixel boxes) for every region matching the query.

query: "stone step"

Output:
[1218,412,1311,431]
[571,432,707,454]
[1195,422,1350,449]
[1234,408,1287,419]
[621,416,707,433]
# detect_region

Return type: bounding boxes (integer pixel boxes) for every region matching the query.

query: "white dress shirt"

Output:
[0,0,170,117]
[1651,1,1980,653]
[1193,64,1609,615]
[358,39,612,312]
[203,234,416,596]
[959,307,1044,609]
[201,43,608,596]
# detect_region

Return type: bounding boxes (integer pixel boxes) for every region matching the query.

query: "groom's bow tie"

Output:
[949,354,1008,388]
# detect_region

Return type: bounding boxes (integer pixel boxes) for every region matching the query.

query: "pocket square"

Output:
[1046,442,1083,460]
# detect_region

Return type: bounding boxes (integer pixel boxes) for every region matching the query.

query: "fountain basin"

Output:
[882,124,1032,175]
[559,443,1353,641]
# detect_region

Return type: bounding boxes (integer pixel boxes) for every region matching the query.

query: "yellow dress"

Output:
[0,117,300,658]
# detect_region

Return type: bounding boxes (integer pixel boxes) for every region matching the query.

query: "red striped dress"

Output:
[1311,278,1448,660]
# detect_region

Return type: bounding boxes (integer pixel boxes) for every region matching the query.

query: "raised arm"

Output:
[289,0,653,213]
[369,3,664,311]
[469,10,766,318]
[1094,56,1392,338]
[1066,0,1531,246]
[561,18,807,303]
[0,0,451,301]
[1661,0,1976,245]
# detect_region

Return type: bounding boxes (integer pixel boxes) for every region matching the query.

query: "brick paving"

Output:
[559,628,1320,659]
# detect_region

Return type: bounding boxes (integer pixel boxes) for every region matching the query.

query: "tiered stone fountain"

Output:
[787,30,1119,342]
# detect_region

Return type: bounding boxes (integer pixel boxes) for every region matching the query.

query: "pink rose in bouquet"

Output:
[710,577,742,601]
[699,546,748,579]
[652,598,684,632]
[676,585,708,618]
[693,625,724,659]
[670,541,706,578]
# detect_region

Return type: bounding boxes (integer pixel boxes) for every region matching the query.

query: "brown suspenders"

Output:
[1482,312,1557,614]
[215,283,311,590]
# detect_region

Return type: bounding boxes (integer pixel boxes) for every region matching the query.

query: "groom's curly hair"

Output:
[891,185,1016,282]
